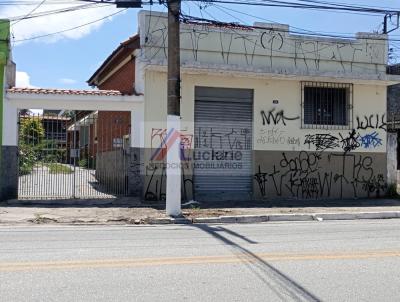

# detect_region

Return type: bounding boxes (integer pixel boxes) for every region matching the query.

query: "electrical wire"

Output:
[7,3,108,22]
[12,8,128,42]
[182,0,400,15]
[12,0,47,26]
[181,12,400,43]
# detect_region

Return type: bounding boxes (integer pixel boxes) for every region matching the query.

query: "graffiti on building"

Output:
[254,151,387,199]
[257,128,300,146]
[144,162,194,201]
[194,126,251,150]
[287,137,301,146]
[144,18,384,74]
[304,134,339,151]
[339,129,360,153]
[181,28,210,61]
[359,131,383,149]
[144,128,194,201]
[150,128,193,160]
[260,108,299,126]
[356,114,386,132]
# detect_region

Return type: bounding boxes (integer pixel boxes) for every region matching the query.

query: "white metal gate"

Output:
[18,111,130,199]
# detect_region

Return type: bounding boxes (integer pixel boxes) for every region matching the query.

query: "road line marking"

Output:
[1,250,399,272]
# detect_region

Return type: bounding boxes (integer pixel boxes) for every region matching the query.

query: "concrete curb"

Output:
[148,211,400,225]
[2,211,400,226]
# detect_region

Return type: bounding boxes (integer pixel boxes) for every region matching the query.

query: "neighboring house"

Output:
[82,36,140,192]
[41,115,69,148]
[20,114,69,145]
[66,110,97,166]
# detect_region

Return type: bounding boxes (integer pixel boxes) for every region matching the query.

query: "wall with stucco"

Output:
[137,10,390,201]
[138,11,388,79]
[141,69,388,201]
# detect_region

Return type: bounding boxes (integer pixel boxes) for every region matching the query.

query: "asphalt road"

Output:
[0,220,400,302]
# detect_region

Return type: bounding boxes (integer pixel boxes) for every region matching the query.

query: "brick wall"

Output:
[98,60,135,95]
[96,111,131,153]
[95,59,134,153]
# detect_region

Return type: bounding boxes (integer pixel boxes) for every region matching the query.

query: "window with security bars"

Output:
[301,82,353,129]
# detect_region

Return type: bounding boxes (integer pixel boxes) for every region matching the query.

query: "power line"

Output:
[12,8,128,42]
[183,0,400,15]
[7,3,114,22]
[11,0,47,26]
[212,3,400,38]
[181,13,400,42]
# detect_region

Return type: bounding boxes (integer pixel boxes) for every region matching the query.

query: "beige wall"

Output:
[144,70,387,154]
[142,70,388,200]
[138,11,387,78]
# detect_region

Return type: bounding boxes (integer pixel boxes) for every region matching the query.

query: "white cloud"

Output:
[16,71,37,87]
[59,78,77,85]
[2,1,124,44]
[16,71,42,114]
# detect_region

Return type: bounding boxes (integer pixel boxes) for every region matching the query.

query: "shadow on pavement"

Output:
[192,224,322,301]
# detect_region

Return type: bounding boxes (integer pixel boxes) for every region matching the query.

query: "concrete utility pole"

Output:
[110,0,182,216]
[166,0,182,216]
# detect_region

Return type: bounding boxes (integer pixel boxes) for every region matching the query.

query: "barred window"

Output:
[301,82,353,129]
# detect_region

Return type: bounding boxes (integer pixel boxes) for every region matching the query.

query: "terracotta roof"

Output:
[7,87,123,96]
[87,34,140,86]
[19,114,71,121]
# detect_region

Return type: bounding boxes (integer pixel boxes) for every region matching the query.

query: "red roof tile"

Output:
[7,87,123,96]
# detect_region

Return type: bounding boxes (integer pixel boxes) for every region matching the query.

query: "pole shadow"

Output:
[192,224,322,302]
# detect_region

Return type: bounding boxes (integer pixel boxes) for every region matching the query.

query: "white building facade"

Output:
[133,10,400,202]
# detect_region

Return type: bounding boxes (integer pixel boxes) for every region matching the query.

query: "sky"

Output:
[1,0,400,90]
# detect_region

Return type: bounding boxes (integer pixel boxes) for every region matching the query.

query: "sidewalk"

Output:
[1,198,400,225]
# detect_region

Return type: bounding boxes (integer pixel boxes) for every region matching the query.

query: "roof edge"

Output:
[87,34,140,86]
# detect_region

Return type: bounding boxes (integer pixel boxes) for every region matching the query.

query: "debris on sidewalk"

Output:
[1,198,400,225]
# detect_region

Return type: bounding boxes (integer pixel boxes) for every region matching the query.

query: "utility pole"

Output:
[109,0,182,216]
[166,0,182,216]
[167,0,181,117]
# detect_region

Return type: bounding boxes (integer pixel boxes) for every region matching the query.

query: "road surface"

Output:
[0,220,400,301]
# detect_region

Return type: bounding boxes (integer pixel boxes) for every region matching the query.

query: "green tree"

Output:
[19,117,45,145]
[19,117,45,175]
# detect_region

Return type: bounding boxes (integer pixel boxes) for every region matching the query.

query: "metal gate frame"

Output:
[17,111,130,199]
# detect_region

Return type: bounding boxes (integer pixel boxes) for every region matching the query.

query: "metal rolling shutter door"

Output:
[194,87,253,200]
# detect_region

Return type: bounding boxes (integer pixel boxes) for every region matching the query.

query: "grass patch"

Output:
[47,163,73,174]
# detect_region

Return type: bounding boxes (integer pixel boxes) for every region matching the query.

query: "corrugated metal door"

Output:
[194,87,253,201]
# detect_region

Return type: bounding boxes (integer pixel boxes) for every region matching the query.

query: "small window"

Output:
[302,82,353,129]
[112,138,123,148]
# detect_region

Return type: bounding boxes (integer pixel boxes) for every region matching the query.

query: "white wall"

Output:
[144,70,387,154]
